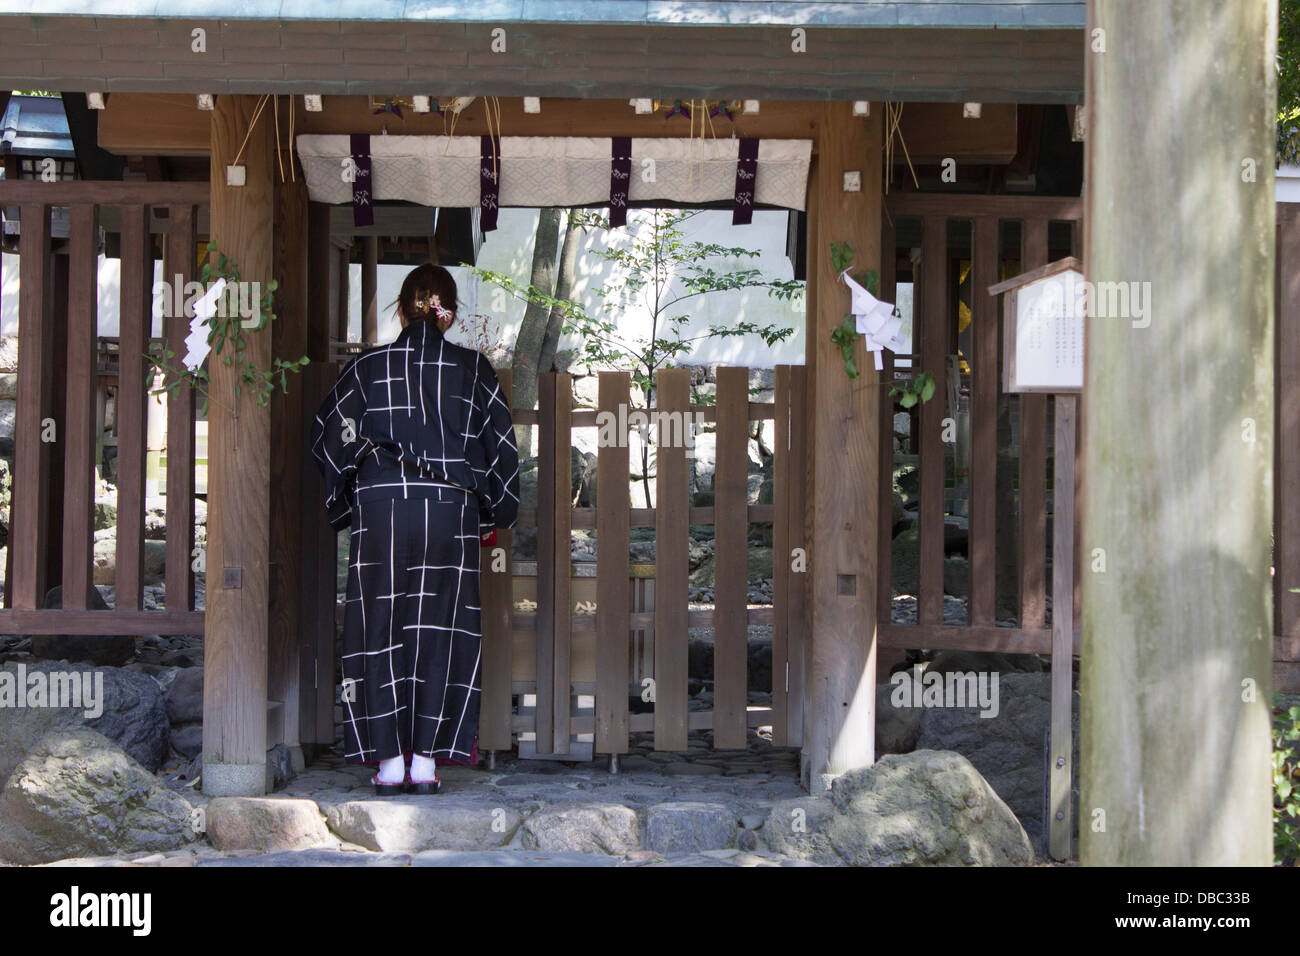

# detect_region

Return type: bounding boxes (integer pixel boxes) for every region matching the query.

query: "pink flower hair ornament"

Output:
[411,293,453,321]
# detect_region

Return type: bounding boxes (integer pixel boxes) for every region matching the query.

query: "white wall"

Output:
[351,207,806,367]
[1280,163,1300,203]
[2,207,807,369]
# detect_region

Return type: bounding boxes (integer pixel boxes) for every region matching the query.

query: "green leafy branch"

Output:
[147,240,309,416]
[1274,692,1300,864]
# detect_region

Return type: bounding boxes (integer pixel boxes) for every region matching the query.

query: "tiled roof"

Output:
[0,2,1086,28]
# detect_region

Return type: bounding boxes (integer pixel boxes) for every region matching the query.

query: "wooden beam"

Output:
[803,102,881,791]
[203,95,274,797]
[98,93,212,157]
[0,609,205,635]
[0,181,208,205]
[878,623,1072,655]
[897,103,1018,164]
[97,95,820,156]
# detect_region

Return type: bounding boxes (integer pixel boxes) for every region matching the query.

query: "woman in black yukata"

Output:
[310,263,519,795]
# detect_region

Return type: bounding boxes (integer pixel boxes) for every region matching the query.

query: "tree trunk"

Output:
[511,207,562,459]
[1081,0,1274,865]
[539,210,582,375]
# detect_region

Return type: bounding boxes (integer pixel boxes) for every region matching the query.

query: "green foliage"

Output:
[147,239,308,415]
[893,371,936,408]
[1275,694,1300,865]
[468,208,799,396]
[1280,0,1300,165]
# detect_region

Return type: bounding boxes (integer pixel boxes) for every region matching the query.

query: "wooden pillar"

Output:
[268,170,309,761]
[336,240,351,344]
[41,253,69,604]
[8,203,51,610]
[202,95,275,796]
[802,102,882,791]
[361,235,378,344]
[1081,0,1274,864]
[300,201,336,757]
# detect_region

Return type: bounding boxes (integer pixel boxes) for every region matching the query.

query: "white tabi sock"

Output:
[410,753,437,782]
[376,754,405,784]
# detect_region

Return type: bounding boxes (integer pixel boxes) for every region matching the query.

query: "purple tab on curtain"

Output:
[732,138,759,225]
[349,133,374,228]
[610,136,632,227]
[480,133,501,232]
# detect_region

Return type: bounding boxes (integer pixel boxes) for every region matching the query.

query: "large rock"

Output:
[644,802,737,854]
[759,796,840,865]
[325,798,521,853]
[0,661,169,781]
[31,585,135,666]
[520,803,640,855]
[924,650,1044,677]
[876,678,923,755]
[0,729,198,865]
[165,666,204,724]
[764,750,1033,866]
[831,751,1033,865]
[205,797,331,853]
[914,671,1075,851]
[891,523,919,595]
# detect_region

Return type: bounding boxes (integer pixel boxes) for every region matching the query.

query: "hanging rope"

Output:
[230,93,271,170]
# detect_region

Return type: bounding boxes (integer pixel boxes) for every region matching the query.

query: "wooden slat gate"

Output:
[878,193,1083,859]
[477,366,808,756]
[0,181,208,637]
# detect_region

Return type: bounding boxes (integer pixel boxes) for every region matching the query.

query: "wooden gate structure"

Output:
[878,193,1084,655]
[0,180,206,638]
[474,365,808,758]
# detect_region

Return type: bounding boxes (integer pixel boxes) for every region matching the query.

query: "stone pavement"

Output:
[33,730,821,867]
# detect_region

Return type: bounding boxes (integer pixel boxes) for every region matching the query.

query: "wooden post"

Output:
[479,369,516,752]
[299,200,336,757]
[802,102,882,790]
[361,235,378,345]
[336,240,351,345]
[1081,0,1274,864]
[1049,395,1076,860]
[202,95,274,796]
[594,371,631,755]
[9,203,51,610]
[268,170,309,760]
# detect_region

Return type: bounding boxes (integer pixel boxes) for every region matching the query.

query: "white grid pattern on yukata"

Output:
[312,320,518,762]
[339,494,483,762]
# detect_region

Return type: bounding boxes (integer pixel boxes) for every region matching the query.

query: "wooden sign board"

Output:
[989,256,1084,394]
